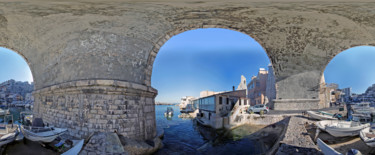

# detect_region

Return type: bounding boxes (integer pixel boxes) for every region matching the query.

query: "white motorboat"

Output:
[352,114,372,123]
[352,102,375,114]
[0,108,9,116]
[0,115,19,147]
[21,125,67,143]
[316,120,370,137]
[62,139,85,155]
[164,107,174,117]
[352,102,371,109]
[317,138,342,155]
[360,127,375,147]
[306,111,339,120]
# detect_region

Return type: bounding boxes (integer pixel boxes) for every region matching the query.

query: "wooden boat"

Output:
[164,107,174,117]
[62,139,85,155]
[306,111,339,120]
[317,138,342,155]
[360,127,375,147]
[0,115,19,147]
[316,120,370,137]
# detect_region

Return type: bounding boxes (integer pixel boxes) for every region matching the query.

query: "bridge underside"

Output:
[0,0,374,139]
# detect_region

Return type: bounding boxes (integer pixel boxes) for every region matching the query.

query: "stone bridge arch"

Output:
[0,0,374,141]
[319,45,375,107]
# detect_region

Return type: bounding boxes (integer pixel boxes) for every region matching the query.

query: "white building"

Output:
[179,96,195,110]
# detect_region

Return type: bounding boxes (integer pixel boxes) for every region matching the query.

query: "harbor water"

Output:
[154,105,271,155]
[1,106,275,155]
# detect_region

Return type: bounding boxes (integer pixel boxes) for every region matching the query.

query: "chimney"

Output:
[233,86,235,91]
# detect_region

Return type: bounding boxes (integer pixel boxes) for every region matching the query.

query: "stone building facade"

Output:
[247,68,268,106]
[265,64,276,109]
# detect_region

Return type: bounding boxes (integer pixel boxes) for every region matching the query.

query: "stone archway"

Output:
[0,0,374,141]
[319,45,375,108]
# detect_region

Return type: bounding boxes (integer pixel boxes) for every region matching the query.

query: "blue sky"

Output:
[151,28,270,103]
[0,47,33,83]
[324,46,375,94]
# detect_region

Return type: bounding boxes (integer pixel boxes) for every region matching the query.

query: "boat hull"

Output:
[360,127,375,147]
[62,139,84,155]
[307,111,337,120]
[316,120,369,137]
[317,138,342,155]
[21,126,67,143]
[0,132,18,147]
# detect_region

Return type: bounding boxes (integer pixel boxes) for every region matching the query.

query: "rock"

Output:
[80,132,127,155]
[118,134,163,155]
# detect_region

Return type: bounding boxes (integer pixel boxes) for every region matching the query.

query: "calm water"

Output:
[2,106,269,154]
[154,105,267,155]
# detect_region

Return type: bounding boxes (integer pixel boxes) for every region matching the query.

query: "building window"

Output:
[239,99,242,105]
[226,98,229,104]
[219,96,222,104]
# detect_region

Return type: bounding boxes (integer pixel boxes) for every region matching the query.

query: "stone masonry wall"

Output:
[33,80,157,140]
[273,99,320,111]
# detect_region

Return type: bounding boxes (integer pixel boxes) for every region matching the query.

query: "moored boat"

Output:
[316,120,370,137]
[164,107,174,117]
[306,111,340,120]
[62,139,85,155]
[0,115,19,147]
[360,127,375,147]
[0,108,9,116]
[317,138,342,155]
[20,118,67,143]
[21,125,67,143]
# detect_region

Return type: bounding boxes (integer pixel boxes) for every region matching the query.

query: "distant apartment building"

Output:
[265,64,276,109]
[196,89,248,129]
[247,68,268,106]
[341,87,352,103]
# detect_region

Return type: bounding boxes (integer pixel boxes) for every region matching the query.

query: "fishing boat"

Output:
[360,127,375,147]
[306,111,340,120]
[164,107,173,117]
[0,115,19,147]
[20,111,33,125]
[20,118,67,143]
[316,120,370,137]
[317,138,341,155]
[61,139,85,155]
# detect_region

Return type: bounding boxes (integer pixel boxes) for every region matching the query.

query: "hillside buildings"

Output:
[0,79,34,106]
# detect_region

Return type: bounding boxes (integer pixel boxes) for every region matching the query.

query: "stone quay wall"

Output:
[273,99,320,111]
[33,80,157,140]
